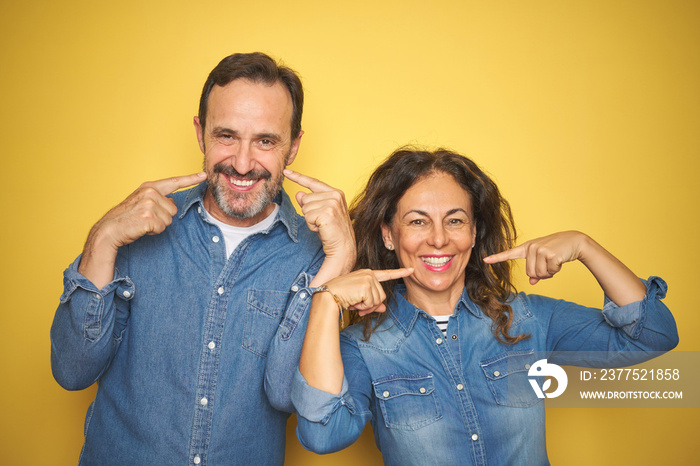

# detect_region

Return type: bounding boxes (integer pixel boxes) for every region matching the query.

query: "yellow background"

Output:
[1,0,698,464]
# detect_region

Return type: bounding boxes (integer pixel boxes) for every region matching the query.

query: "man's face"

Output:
[194,78,302,227]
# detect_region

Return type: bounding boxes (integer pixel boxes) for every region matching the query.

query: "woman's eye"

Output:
[410,219,425,226]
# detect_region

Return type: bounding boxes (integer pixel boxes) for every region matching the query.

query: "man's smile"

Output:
[227,175,260,190]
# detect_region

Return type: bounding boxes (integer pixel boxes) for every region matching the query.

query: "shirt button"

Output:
[525,364,531,370]
[383,390,390,398]
[419,387,426,394]
[200,397,208,406]
[197,207,202,214]
[291,285,299,292]
[122,290,131,298]
[300,292,307,299]
[436,338,443,345]
[451,334,457,340]
[493,371,501,377]
[194,455,201,464]
[456,383,464,391]
[212,236,220,243]
[208,341,216,350]
[217,287,224,295]
[471,434,479,441]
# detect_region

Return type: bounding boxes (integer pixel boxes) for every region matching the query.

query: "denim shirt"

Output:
[291,278,678,466]
[51,183,323,465]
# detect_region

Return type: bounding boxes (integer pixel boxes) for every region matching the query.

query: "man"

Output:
[51,52,355,464]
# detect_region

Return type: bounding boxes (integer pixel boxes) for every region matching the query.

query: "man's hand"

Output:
[79,172,206,288]
[284,169,356,286]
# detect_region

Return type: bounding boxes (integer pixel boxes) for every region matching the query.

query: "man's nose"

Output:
[230,142,255,174]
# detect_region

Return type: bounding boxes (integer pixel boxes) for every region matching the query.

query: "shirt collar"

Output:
[389,284,484,336]
[180,182,300,243]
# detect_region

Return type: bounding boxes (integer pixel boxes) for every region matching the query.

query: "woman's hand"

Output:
[301,267,413,394]
[322,268,414,316]
[483,230,645,305]
[484,231,586,285]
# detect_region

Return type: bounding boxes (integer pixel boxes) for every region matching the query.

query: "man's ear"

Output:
[193,116,205,153]
[286,130,304,166]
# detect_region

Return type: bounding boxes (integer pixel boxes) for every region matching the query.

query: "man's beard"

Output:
[205,161,284,220]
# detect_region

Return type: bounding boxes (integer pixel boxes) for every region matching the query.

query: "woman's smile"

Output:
[419,254,454,271]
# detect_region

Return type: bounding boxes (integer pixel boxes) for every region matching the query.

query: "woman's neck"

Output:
[403,284,464,316]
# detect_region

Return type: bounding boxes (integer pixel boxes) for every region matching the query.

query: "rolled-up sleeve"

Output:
[50,255,133,390]
[291,370,351,424]
[601,276,676,344]
[291,334,373,455]
[541,276,678,367]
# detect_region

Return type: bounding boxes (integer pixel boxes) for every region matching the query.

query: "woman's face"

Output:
[381,172,476,312]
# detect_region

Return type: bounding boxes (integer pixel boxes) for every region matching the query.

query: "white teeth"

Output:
[229,177,255,187]
[421,256,451,266]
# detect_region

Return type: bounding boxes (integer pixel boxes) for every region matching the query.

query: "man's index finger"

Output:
[154,172,207,195]
[284,169,332,193]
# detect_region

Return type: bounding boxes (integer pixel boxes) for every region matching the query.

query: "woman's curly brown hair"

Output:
[348,147,529,344]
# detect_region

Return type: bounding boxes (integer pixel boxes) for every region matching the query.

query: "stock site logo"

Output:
[528,359,568,399]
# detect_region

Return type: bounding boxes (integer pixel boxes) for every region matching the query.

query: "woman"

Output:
[290,148,678,465]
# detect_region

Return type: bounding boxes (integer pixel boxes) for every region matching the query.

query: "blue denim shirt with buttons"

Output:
[291,279,678,465]
[51,182,324,465]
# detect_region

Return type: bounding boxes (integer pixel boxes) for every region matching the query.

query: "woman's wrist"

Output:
[313,285,345,321]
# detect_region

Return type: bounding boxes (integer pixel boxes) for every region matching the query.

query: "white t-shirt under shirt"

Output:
[203,204,280,258]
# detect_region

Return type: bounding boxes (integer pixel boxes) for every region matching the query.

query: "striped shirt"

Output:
[432,314,450,336]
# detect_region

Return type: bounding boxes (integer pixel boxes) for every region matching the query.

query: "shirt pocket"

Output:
[243,289,290,357]
[372,374,442,431]
[480,350,542,408]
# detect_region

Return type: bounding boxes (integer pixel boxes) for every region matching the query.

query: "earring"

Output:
[386,244,394,250]
[472,243,475,249]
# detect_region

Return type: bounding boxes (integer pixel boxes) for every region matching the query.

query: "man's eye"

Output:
[215,134,235,144]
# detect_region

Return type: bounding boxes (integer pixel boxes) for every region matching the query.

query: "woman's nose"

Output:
[427,224,448,248]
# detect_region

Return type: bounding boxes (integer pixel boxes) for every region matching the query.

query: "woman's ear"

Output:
[380,223,394,251]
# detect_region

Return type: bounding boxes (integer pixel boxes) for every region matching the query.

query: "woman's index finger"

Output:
[483,244,526,264]
[373,268,414,282]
